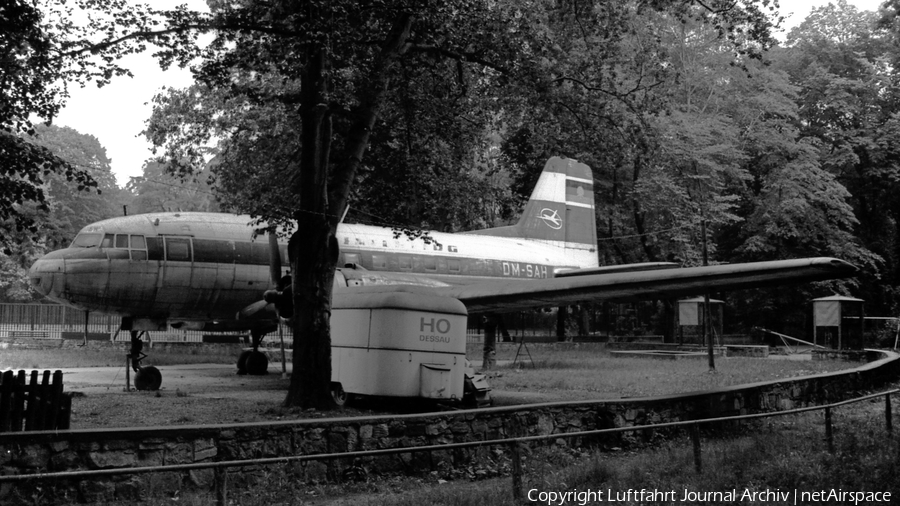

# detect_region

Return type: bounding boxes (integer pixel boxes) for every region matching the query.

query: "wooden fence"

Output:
[0,370,71,433]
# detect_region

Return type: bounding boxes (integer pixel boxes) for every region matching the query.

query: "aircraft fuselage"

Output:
[28,212,590,327]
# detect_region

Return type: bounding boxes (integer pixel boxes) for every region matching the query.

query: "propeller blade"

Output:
[268,228,281,287]
[237,300,273,320]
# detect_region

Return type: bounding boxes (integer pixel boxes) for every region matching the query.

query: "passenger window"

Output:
[423,257,437,271]
[165,238,191,261]
[372,255,387,269]
[115,234,129,248]
[344,253,360,266]
[449,260,460,273]
[130,235,146,249]
[399,256,412,270]
[101,234,114,248]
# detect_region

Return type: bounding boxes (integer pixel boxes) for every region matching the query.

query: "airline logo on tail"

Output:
[459,156,600,269]
[539,209,562,230]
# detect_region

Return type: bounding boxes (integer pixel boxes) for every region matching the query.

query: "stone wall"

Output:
[2,350,898,504]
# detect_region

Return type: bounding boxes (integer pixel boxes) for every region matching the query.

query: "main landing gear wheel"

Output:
[237,350,251,374]
[245,350,269,375]
[330,382,347,407]
[134,366,162,391]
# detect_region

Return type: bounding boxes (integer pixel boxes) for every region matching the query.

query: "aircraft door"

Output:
[159,236,194,312]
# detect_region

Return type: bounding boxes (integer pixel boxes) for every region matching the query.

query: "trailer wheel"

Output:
[330,382,347,407]
[135,366,162,391]
[245,351,269,375]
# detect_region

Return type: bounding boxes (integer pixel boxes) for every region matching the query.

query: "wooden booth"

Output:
[812,295,865,349]
[677,297,724,345]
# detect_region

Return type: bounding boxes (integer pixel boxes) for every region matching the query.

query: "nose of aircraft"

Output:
[29,249,67,298]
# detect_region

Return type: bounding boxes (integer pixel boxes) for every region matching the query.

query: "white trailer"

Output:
[330,287,490,406]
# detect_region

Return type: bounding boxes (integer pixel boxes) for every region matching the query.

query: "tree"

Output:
[0,0,102,253]
[127,159,221,214]
[55,0,785,409]
[0,124,122,302]
[135,0,539,408]
[774,0,899,316]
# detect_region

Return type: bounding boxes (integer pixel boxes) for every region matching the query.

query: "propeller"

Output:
[237,227,292,319]
[263,227,293,318]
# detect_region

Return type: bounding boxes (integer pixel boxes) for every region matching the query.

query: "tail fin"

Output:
[467,157,598,268]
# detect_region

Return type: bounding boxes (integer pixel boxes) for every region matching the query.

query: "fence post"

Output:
[215,466,227,506]
[11,371,26,432]
[24,371,38,430]
[510,441,523,501]
[825,407,834,453]
[885,394,893,434]
[0,370,13,433]
[690,424,702,473]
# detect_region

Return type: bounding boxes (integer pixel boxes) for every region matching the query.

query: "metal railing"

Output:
[1,388,896,504]
[0,303,292,344]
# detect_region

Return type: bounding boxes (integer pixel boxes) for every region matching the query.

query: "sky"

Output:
[51,0,889,188]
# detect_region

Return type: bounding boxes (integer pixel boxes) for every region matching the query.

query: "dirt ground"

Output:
[47,352,837,430]
[60,363,357,429]
[58,363,540,429]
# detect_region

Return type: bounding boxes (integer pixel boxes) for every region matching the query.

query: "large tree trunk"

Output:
[284,218,338,408]
[284,42,336,409]
[282,13,414,409]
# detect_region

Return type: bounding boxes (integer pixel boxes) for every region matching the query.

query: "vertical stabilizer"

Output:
[465,157,598,268]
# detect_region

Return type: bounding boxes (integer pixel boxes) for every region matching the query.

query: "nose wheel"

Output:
[134,365,163,391]
[128,330,162,391]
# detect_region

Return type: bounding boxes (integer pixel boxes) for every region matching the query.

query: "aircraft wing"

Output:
[433,257,857,313]
[554,262,680,278]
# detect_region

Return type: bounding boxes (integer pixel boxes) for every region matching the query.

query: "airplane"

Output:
[28,157,857,399]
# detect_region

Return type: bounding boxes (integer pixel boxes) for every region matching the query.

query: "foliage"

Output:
[126,159,221,214]
[0,0,103,252]
[774,0,900,316]
[0,124,122,302]
[35,0,859,408]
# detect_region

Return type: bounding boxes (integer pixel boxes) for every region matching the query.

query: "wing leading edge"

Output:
[433,257,857,313]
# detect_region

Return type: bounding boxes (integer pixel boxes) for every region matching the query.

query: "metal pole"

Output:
[215,466,227,506]
[701,218,714,371]
[886,394,893,434]
[82,310,89,346]
[860,302,865,349]
[510,441,523,501]
[691,424,702,472]
[279,321,287,379]
[125,356,131,392]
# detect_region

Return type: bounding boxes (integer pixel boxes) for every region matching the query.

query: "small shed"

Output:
[678,297,724,345]
[812,295,865,349]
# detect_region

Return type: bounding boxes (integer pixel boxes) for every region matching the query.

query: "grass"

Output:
[135,395,900,505]
[480,342,857,400]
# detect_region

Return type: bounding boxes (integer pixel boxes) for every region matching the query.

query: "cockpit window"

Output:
[70,233,102,248]
[101,234,114,248]
[115,234,129,248]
